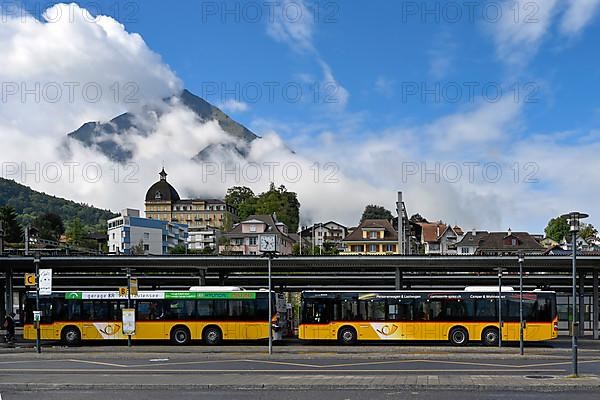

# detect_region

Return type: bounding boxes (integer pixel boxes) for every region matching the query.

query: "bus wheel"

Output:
[449,327,468,346]
[482,327,499,346]
[203,326,223,346]
[61,326,81,346]
[171,326,191,345]
[338,327,357,345]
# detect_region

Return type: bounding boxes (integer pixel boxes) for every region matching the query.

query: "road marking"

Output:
[68,359,128,368]
[127,358,250,368]
[0,368,567,373]
[519,358,600,368]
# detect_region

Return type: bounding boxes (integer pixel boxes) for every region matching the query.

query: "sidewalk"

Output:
[1,373,599,392]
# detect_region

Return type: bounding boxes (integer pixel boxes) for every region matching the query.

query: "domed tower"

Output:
[144,168,181,221]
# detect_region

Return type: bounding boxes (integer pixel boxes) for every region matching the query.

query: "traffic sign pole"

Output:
[34,256,41,354]
[127,268,132,347]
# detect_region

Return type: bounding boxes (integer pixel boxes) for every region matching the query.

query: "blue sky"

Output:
[4,0,600,231]
[28,0,596,138]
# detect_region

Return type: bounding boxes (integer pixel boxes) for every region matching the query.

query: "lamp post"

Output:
[518,251,525,356]
[498,267,503,348]
[561,211,588,377]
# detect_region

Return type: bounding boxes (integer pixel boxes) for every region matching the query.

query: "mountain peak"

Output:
[67,89,257,163]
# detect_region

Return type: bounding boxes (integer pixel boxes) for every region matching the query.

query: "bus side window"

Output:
[82,301,94,320]
[69,301,82,320]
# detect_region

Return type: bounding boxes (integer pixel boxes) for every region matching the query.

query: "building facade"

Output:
[107,209,188,255]
[341,219,399,255]
[456,231,490,255]
[299,221,348,251]
[144,169,237,251]
[220,214,295,255]
[475,230,546,255]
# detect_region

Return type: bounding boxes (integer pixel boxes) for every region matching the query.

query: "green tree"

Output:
[34,213,64,242]
[579,224,598,241]
[169,245,187,255]
[225,184,300,232]
[65,218,86,246]
[255,184,299,232]
[544,216,570,242]
[360,205,393,222]
[225,186,255,209]
[0,205,23,243]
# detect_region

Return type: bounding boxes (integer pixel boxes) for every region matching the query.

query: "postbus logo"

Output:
[376,324,399,336]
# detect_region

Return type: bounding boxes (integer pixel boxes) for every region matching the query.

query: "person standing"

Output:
[3,312,16,344]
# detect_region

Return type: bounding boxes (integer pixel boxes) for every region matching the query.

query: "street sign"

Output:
[39,269,52,295]
[119,287,128,296]
[25,273,36,286]
[33,311,41,322]
[122,308,136,335]
[130,278,138,296]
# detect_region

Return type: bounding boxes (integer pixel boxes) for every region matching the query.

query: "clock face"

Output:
[260,234,277,252]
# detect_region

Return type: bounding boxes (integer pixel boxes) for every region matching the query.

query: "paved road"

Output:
[2,341,600,393]
[0,390,598,400]
[0,354,599,375]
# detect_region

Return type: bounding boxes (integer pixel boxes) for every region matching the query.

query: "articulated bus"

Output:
[24,287,278,345]
[299,287,558,345]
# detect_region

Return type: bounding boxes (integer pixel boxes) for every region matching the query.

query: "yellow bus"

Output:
[299,287,558,345]
[24,287,277,346]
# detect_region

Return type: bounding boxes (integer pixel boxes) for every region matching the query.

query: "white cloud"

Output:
[265,0,314,53]
[560,0,600,35]
[0,3,181,136]
[219,99,249,113]
[319,61,349,110]
[490,0,559,65]
[264,0,349,111]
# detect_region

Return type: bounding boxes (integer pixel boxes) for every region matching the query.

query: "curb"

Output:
[1,383,600,392]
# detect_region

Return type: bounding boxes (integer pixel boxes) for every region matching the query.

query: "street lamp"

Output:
[518,251,525,356]
[561,211,589,377]
[498,267,503,348]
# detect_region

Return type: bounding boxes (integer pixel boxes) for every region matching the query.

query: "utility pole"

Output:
[25,224,30,256]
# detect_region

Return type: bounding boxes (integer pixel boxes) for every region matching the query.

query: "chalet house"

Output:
[300,221,348,251]
[418,222,464,255]
[341,219,399,255]
[475,229,545,256]
[457,231,490,255]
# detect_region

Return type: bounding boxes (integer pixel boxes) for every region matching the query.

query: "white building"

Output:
[108,209,188,255]
[300,221,348,251]
[188,228,221,252]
